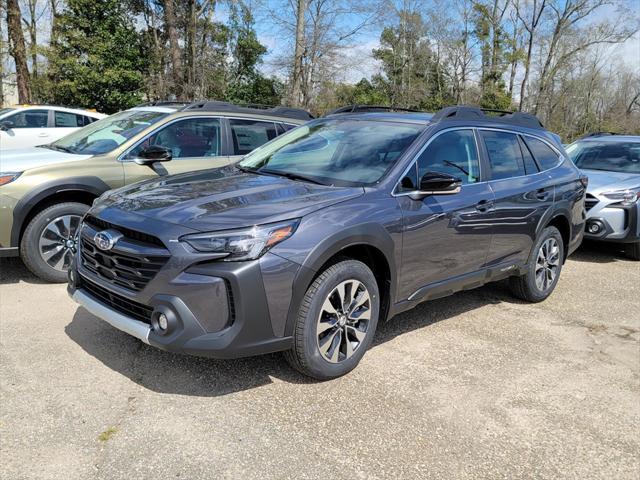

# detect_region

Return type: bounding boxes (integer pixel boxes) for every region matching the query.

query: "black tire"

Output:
[625,242,640,261]
[509,226,564,303]
[284,259,380,380]
[20,202,89,283]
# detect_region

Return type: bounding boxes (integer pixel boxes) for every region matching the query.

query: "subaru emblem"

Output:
[93,230,123,251]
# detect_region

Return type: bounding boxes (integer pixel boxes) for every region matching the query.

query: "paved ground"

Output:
[1,242,639,480]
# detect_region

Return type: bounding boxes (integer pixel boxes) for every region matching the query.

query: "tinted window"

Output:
[525,137,560,170]
[416,129,480,185]
[230,119,278,155]
[55,111,87,127]
[567,141,640,174]
[481,131,525,180]
[239,119,422,186]
[128,117,221,159]
[5,109,48,128]
[518,136,540,174]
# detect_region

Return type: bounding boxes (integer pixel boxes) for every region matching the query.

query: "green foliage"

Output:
[45,0,146,113]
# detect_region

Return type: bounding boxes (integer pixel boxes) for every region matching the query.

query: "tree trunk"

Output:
[290,0,306,107]
[164,0,183,98]
[6,0,31,103]
[186,0,197,100]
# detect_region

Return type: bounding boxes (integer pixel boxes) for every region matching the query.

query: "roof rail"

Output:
[580,131,618,139]
[326,105,420,115]
[180,100,314,121]
[431,105,545,130]
[135,100,190,108]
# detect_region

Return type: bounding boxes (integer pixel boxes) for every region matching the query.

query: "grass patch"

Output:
[98,426,118,442]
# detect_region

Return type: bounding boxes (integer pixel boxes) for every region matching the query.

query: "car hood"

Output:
[99,166,364,231]
[582,169,640,194]
[0,147,92,172]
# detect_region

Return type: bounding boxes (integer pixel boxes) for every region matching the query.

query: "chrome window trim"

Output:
[118,115,224,162]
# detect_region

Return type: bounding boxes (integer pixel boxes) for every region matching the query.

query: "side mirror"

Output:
[409,172,462,201]
[0,121,14,131]
[134,145,173,164]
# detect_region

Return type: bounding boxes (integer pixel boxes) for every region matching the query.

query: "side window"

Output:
[128,117,221,160]
[230,119,278,155]
[5,110,48,128]
[518,136,540,175]
[481,131,525,180]
[416,129,480,185]
[277,123,297,134]
[525,137,561,171]
[55,111,86,127]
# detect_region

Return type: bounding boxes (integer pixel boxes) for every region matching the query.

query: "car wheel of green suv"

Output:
[20,202,88,283]
[509,226,564,303]
[284,259,380,380]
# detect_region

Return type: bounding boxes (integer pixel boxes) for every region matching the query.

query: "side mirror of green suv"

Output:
[134,145,173,175]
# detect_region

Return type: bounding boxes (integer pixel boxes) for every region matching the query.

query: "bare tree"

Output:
[290,0,306,106]
[164,0,183,98]
[515,0,547,110]
[6,0,31,103]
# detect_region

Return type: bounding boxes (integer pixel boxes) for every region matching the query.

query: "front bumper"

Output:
[68,209,300,359]
[584,198,639,243]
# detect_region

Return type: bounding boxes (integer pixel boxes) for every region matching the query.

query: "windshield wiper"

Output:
[259,169,327,186]
[42,144,74,154]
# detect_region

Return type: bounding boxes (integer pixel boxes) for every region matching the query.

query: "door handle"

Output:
[38,132,50,137]
[475,200,493,212]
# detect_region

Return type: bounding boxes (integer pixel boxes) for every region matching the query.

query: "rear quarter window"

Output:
[525,137,561,171]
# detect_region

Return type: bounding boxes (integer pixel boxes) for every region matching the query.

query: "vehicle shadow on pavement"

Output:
[64,281,519,397]
[0,258,47,285]
[569,241,631,264]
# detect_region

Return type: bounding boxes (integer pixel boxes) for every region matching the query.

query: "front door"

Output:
[122,117,230,183]
[397,128,494,301]
[0,109,50,149]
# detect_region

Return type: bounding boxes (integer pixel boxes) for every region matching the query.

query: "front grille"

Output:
[585,194,599,212]
[80,274,154,324]
[84,215,165,247]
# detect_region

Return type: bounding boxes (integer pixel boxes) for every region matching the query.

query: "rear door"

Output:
[122,116,230,183]
[480,129,555,268]
[50,110,93,142]
[227,118,281,163]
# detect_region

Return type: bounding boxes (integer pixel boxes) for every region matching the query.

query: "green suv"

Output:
[0,101,312,281]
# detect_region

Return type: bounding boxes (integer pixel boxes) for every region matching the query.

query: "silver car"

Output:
[566,134,640,260]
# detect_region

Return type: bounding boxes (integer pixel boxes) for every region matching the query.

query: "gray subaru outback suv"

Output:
[68,106,587,379]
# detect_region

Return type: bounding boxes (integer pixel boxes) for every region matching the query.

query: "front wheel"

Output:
[20,202,88,282]
[624,242,640,261]
[284,260,380,380]
[510,226,564,303]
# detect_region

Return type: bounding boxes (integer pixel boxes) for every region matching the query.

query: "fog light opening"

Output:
[588,222,601,234]
[158,313,168,331]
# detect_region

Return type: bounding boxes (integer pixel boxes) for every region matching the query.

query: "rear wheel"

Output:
[510,226,564,303]
[20,202,88,282]
[624,242,640,261]
[284,260,380,380]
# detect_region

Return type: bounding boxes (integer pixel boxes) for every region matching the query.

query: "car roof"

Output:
[578,135,640,143]
[324,111,434,125]
[7,105,105,117]
[129,106,179,114]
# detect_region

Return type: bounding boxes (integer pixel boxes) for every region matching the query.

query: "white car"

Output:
[0,105,106,150]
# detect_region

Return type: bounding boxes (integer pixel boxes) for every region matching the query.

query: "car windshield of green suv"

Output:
[44,109,169,155]
[567,141,640,174]
[238,119,423,186]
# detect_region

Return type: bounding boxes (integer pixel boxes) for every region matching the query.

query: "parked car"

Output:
[0,101,312,281]
[67,105,587,379]
[0,105,106,149]
[566,133,640,260]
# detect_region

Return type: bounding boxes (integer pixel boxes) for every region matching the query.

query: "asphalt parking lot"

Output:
[1,242,638,480]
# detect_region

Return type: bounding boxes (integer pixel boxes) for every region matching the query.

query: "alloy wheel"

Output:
[535,238,560,292]
[38,215,82,272]
[316,279,371,363]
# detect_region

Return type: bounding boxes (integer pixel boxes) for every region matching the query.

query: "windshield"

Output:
[567,140,640,174]
[49,109,170,155]
[239,119,423,186]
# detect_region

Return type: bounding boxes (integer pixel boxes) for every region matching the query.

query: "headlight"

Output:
[0,172,21,186]
[602,188,640,206]
[180,219,299,261]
